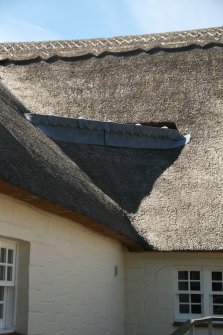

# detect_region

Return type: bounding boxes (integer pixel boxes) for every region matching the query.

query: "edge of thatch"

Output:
[0,26,222,62]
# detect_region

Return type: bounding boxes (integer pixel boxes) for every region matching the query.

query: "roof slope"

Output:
[0,82,146,250]
[0,26,223,251]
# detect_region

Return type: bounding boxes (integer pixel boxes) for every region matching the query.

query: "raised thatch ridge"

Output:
[0,26,222,61]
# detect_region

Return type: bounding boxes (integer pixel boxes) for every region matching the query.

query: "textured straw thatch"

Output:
[0,82,146,250]
[0,26,223,250]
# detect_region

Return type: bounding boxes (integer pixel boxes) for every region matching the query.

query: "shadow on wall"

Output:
[57,142,183,213]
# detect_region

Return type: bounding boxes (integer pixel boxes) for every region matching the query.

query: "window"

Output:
[175,269,223,321]
[178,271,202,315]
[176,270,202,320]
[212,272,223,315]
[0,240,17,333]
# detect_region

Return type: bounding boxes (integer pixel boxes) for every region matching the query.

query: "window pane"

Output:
[190,282,200,291]
[179,282,188,291]
[191,304,201,314]
[0,266,5,281]
[179,304,190,313]
[0,304,3,319]
[213,305,223,315]
[213,295,223,304]
[0,249,6,263]
[0,287,4,302]
[212,272,222,281]
[190,271,200,280]
[178,271,188,280]
[179,294,189,303]
[7,267,12,281]
[7,250,13,264]
[191,294,201,303]
[212,282,223,292]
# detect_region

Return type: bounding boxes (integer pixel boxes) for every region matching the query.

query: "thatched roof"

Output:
[0,26,223,251]
[0,82,146,250]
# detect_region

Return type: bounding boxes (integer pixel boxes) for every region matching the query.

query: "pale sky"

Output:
[0,0,222,42]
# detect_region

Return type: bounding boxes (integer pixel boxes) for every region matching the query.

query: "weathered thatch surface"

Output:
[0,26,223,250]
[0,82,146,250]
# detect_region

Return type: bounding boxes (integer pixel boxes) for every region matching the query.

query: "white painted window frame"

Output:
[0,239,17,334]
[174,266,223,321]
[174,266,203,321]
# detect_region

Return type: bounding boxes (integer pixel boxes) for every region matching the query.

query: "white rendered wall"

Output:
[0,193,124,335]
[125,252,223,335]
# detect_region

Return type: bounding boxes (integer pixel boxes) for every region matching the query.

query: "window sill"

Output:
[173,321,223,328]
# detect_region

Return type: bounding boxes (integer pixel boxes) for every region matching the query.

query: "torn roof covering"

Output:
[25,113,190,149]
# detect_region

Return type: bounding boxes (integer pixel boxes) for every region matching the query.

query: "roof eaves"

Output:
[0,179,147,252]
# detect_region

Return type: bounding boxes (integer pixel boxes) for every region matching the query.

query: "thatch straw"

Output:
[0,26,223,250]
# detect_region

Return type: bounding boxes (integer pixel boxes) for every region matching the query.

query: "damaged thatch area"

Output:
[0,26,223,251]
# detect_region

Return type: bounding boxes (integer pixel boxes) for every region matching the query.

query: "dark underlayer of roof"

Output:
[0,26,223,251]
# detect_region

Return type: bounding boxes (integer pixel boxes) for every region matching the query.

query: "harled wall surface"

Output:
[3,192,223,335]
[125,252,223,335]
[0,193,124,335]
